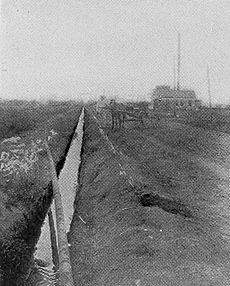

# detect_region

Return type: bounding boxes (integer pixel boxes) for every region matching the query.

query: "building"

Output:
[151,85,201,112]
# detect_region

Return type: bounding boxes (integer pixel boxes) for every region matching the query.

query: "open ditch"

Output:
[13,107,229,286]
[0,107,83,286]
[26,108,84,286]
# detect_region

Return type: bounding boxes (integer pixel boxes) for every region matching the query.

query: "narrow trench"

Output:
[29,110,192,285]
[27,108,85,285]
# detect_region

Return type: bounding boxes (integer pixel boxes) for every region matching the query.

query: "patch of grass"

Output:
[180,108,230,133]
[0,100,80,140]
[2,109,37,136]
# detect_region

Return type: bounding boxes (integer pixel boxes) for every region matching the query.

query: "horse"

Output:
[96,96,109,121]
[109,100,126,130]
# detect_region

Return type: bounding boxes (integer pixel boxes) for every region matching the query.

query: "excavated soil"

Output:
[0,105,82,285]
[69,109,230,286]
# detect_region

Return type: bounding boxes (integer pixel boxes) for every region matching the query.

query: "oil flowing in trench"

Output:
[34,108,84,274]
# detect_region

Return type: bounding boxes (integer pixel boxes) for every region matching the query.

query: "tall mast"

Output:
[173,56,176,90]
[177,32,181,90]
[207,65,212,108]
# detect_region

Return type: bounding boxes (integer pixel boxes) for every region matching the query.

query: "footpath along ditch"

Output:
[68,108,230,286]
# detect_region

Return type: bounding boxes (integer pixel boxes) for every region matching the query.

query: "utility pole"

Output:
[173,56,176,90]
[177,32,181,90]
[207,64,212,122]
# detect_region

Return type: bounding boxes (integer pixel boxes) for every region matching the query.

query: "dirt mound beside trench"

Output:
[0,106,82,285]
[69,109,230,286]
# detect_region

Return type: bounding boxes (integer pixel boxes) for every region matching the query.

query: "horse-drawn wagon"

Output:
[124,102,149,124]
[98,101,149,130]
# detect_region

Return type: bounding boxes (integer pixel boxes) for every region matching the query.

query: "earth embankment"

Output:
[69,109,230,286]
[0,104,82,285]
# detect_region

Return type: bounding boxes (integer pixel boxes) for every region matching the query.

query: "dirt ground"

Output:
[69,108,230,286]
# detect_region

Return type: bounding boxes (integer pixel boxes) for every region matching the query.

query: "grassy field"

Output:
[0,99,82,285]
[185,108,230,133]
[68,107,230,286]
[150,107,230,134]
[0,100,78,139]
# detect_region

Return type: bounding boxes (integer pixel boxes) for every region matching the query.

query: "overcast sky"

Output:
[1,0,230,104]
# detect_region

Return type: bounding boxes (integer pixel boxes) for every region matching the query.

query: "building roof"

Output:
[153,85,197,100]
